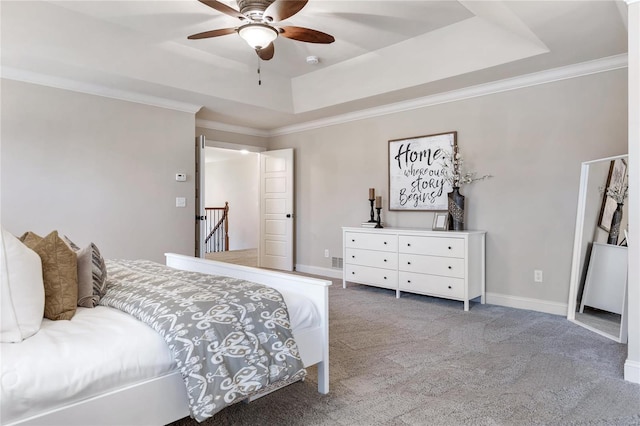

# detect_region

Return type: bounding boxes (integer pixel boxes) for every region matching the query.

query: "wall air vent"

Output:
[332,257,343,269]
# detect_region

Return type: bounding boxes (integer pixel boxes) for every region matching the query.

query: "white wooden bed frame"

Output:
[11,253,331,426]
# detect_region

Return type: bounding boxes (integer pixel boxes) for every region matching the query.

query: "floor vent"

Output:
[332,257,343,269]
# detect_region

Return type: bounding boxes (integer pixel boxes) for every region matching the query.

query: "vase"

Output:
[607,203,623,245]
[448,187,465,231]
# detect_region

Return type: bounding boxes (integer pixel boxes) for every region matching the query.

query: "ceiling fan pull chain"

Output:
[257,57,262,86]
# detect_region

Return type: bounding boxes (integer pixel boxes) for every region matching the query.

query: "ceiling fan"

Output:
[188,0,335,61]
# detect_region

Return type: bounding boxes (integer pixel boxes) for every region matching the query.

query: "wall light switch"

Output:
[176,173,187,182]
[176,197,186,207]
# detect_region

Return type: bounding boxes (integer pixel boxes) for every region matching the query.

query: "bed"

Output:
[1,252,331,426]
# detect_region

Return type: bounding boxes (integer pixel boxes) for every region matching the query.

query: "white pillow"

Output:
[1,228,45,342]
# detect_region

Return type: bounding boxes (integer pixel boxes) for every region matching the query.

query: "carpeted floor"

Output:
[168,279,640,426]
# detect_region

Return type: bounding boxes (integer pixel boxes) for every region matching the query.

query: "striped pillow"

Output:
[64,236,108,307]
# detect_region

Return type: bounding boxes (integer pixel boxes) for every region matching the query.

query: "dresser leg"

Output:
[464,300,469,311]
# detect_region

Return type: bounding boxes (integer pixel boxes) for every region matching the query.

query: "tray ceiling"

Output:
[0,1,628,131]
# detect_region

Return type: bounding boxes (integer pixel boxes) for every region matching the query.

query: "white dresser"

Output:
[342,227,486,311]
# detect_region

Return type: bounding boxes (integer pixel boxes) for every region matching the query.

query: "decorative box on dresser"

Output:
[342,227,486,311]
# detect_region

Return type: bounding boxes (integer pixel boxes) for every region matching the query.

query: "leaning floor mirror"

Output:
[567,154,629,343]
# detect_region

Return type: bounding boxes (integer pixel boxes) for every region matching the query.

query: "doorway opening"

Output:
[203,145,260,267]
[196,137,294,271]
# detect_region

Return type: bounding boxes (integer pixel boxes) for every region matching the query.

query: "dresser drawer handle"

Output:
[448,285,452,289]
[384,259,387,262]
[407,280,411,283]
[448,246,452,250]
[352,255,355,259]
[352,239,355,242]
[407,261,411,265]
[383,276,387,280]
[352,272,355,275]
[448,266,452,269]
[384,241,387,245]
[407,243,411,247]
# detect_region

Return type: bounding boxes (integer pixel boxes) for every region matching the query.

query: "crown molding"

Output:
[270,54,628,136]
[0,66,202,114]
[195,119,270,138]
[625,0,639,5]
[1,54,628,136]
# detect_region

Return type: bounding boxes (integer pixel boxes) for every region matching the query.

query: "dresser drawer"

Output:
[399,254,465,278]
[398,235,464,258]
[345,264,397,290]
[346,248,398,269]
[399,272,464,299]
[345,232,397,252]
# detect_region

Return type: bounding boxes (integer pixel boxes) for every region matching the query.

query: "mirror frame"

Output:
[567,154,628,343]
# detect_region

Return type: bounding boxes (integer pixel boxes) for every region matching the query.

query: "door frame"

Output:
[195,135,206,258]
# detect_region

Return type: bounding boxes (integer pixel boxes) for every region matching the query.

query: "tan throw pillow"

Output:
[22,231,78,320]
[19,231,43,247]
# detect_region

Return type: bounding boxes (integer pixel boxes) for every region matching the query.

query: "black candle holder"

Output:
[368,199,376,222]
[375,207,383,228]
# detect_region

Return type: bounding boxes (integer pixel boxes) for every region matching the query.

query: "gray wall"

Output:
[1,69,627,313]
[268,69,628,311]
[1,79,196,263]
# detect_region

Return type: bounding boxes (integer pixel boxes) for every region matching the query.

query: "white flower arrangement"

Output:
[441,150,492,188]
[602,181,628,204]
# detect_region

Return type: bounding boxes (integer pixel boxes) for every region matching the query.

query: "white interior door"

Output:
[259,148,294,271]
[196,135,206,258]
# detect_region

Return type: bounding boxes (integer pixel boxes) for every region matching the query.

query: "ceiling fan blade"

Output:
[188,27,237,40]
[256,42,275,61]
[279,26,335,44]
[197,0,245,20]
[264,0,308,22]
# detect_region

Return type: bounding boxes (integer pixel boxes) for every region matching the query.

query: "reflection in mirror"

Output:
[567,155,629,343]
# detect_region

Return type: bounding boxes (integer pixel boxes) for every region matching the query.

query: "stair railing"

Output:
[204,202,229,253]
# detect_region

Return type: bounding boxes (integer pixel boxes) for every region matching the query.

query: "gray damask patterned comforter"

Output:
[99,259,307,422]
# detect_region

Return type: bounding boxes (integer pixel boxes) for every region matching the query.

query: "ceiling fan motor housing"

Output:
[237,0,275,20]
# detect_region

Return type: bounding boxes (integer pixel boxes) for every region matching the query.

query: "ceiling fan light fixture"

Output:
[237,23,278,50]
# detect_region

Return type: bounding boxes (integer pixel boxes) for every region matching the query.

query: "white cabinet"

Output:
[342,227,486,311]
[580,242,628,315]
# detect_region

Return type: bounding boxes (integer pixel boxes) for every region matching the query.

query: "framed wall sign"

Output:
[388,131,457,211]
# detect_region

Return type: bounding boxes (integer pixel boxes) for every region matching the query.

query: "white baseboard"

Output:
[486,292,568,316]
[295,264,342,280]
[624,360,640,383]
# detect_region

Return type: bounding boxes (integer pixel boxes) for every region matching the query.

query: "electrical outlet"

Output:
[534,270,543,283]
[324,249,330,258]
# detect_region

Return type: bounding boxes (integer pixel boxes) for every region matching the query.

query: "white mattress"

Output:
[0,290,318,425]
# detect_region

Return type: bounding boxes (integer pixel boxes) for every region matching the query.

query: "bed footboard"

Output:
[165,253,331,394]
